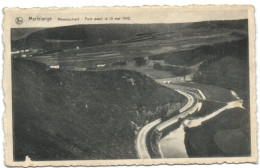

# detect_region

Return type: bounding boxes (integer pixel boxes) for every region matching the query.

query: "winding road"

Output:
[136,119,161,159]
[136,83,199,159]
[136,81,244,159]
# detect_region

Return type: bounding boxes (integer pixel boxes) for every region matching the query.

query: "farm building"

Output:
[97,64,106,68]
[50,65,60,69]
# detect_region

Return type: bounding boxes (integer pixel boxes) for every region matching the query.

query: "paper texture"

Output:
[3,5,257,166]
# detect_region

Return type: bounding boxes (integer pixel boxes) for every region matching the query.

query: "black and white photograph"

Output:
[3,6,257,166]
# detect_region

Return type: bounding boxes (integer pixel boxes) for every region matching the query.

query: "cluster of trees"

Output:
[134,57,147,66]
[153,63,192,76]
[112,61,127,66]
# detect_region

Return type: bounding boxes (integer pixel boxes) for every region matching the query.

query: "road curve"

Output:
[155,89,201,158]
[136,81,245,159]
[156,90,198,132]
[136,119,161,159]
[183,99,244,128]
[136,85,199,158]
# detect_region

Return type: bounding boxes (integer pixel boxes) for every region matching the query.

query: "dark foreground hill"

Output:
[12,58,185,161]
[163,37,249,108]
[183,37,250,157]
[194,56,249,108]
[185,107,250,157]
[192,38,249,109]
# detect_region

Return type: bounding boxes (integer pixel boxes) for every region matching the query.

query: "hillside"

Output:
[161,37,250,108]
[11,23,185,50]
[183,38,250,157]
[193,56,249,109]
[11,28,45,41]
[12,58,185,161]
[184,107,250,157]
[186,19,248,30]
[164,38,248,66]
[11,19,247,51]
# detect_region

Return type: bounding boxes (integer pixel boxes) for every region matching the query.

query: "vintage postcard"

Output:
[3,5,257,167]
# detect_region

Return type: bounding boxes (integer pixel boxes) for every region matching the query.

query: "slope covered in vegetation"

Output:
[12,58,185,161]
[184,107,250,157]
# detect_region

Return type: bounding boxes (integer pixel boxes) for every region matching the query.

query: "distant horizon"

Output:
[11,18,248,41]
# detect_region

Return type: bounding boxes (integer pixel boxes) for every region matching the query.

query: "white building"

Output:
[11,51,20,54]
[74,67,86,71]
[162,80,171,84]
[50,65,60,69]
[97,64,105,68]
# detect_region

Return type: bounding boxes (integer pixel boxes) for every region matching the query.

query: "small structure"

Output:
[97,64,105,68]
[76,46,79,50]
[21,54,26,58]
[11,51,20,54]
[112,40,119,44]
[162,80,171,84]
[50,65,60,69]
[74,67,86,71]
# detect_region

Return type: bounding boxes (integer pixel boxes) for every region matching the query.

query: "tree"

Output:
[134,57,146,66]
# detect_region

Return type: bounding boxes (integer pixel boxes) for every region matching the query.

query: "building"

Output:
[11,51,20,54]
[97,64,105,68]
[50,65,60,69]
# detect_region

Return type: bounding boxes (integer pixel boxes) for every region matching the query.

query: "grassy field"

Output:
[12,58,185,161]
